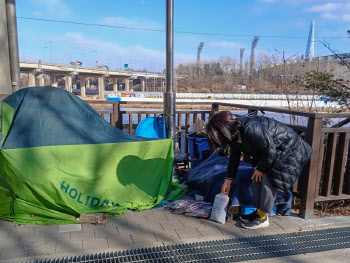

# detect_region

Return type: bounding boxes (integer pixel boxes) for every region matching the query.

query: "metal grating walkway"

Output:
[24,226,350,263]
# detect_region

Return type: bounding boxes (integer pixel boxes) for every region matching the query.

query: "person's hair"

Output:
[206,111,242,150]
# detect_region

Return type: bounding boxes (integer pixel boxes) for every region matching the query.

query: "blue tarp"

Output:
[187,154,292,216]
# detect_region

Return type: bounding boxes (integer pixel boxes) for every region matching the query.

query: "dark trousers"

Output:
[252,174,277,214]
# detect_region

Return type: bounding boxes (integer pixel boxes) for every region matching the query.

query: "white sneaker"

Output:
[242,215,269,229]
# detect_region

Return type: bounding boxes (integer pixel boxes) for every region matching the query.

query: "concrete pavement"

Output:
[1,207,350,263]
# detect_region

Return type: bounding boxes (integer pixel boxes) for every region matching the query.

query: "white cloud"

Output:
[101,17,163,30]
[321,12,350,22]
[29,0,72,18]
[342,14,350,21]
[305,2,339,12]
[305,2,350,22]
[18,28,196,69]
[62,32,194,69]
[321,12,337,20]
[209,41,240,49]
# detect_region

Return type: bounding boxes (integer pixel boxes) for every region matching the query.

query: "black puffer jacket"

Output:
[226,115,312,194]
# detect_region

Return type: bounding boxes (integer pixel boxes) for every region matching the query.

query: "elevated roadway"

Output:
[19,61,165,98]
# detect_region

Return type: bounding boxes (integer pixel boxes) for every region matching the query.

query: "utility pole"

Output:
[0,0,20,94]
[0,0,12,96]
[164,0,176,140]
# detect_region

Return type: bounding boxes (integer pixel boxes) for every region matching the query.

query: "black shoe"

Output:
[242,215,269,229]
[239,210,259,223]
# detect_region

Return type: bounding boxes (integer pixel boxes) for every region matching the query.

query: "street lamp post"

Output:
[164,0,176,140]
[48,41,52,63]
[44,46,48,62]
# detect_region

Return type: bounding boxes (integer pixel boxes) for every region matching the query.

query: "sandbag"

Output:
[209,193,229,224]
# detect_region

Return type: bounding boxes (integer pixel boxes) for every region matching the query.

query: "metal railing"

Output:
[86,99,350,219]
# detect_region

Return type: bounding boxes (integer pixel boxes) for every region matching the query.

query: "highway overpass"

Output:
[20,61,165,98]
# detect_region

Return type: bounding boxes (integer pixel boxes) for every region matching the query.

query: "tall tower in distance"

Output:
[197,42,205,62]
[250,36,260,74]
[239,48,245,75]
[305,20,315,60]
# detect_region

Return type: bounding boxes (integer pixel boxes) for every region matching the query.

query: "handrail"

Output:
[212,102,317,117]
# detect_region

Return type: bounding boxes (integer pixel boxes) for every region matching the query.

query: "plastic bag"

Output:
[209,193,229,224]
[185,207,212,218]
[174,200,211,214]
[188,124,196,135]
[165,200,212,218]
[165,200,188,210]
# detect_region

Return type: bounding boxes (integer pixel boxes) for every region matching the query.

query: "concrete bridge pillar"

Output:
[124,78,130,93]
[86,78,90,89]
[65,76,72,92]
[98,77,105,99]
[51,75,58,87]
[141,78,146,92]
[113,77,119,94]
[80,76,86,97]
[28,73,36,87]
[37,74,45,86]
[129,79,133,92]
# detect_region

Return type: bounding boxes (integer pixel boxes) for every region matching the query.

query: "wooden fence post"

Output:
[211,103,219,115]
[112,102,123,129]
[299,115,323,219]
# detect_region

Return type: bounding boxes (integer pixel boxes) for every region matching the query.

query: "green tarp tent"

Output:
[0,87,184,224]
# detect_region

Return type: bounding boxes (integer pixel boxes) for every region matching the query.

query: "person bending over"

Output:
[206,111,312,229]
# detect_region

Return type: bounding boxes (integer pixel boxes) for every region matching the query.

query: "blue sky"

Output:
[16,0,350,71]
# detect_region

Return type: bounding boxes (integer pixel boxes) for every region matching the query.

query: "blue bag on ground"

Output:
[187,154,292,217]
[187,154,254,206]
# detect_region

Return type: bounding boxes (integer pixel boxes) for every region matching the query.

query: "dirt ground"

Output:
[293,199,350,218]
